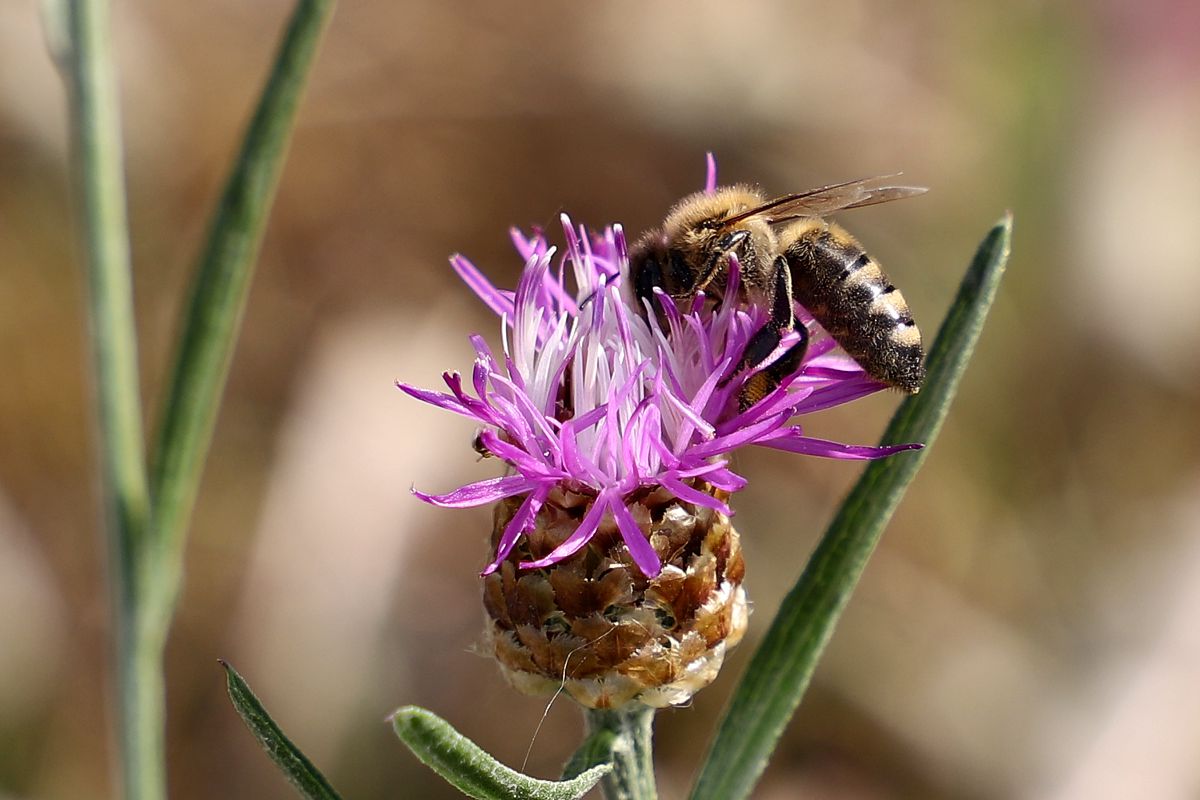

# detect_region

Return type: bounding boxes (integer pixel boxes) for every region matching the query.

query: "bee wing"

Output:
[721,177,927,227]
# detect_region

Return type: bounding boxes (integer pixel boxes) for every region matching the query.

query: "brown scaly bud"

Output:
[482,484,747,709]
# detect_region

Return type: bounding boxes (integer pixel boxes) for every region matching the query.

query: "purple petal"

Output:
[395,381,480,421]
[513,254,550,348]
[659,475,732,516]
[613,224,629,264]
[578,223,603,275]
[610,496,662,577]
[612,287,637,353]
[559,406,609,486]
[479,431,563,478]
[684,313,716,373]
[715,381,809,436]
[724,252,742,305]
[659,378,713,443]
[803,335,839,360]
[484,394,538,453]
[705,152,718,194]
[451,254,514,319]
[487,373,561,458]
[468,334,497,366]
[794,376,888,414]
[688,410,794,458]
[603,363,647,481]
[758,431,924,460]
[471,357,492,403]
[502,355,527,393]
[520,492,608,569]
[481,485,550,576]
[634,404,664,472]
[540,262,578,316]
[560,428,605,487]
[648,434,681,473]
[559,215,585,282]
[689,356,732,426]
[509,227,547,263]
[803,364,864,380]
[571,404,609,432]
[699,466,748,492]
[619,396,660,488]
[654,287,682,329]
[442,372,498,426]
[413,474,534,507]
[670,459,730,480]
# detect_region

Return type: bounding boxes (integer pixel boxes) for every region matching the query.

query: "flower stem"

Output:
[584,706,658,800]
[60,0,159,796]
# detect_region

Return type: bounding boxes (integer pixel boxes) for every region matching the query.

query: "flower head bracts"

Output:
[399,199,920,579]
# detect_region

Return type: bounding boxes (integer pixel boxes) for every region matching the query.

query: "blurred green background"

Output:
[3,1,1199,798]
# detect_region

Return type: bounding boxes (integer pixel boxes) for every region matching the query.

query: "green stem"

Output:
[61,0,159,797]
[585,706,658,800]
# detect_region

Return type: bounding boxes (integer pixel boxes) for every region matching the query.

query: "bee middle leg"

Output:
[732,255,809,409]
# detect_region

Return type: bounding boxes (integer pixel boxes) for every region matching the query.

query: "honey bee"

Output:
[627,177,926,406]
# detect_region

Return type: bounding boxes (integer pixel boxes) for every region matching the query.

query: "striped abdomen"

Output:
[780,219,925,393]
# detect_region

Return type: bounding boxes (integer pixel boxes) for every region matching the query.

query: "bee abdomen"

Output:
[782,221,925,393]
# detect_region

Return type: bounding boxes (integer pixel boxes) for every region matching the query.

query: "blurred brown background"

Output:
[3,1,1200,798]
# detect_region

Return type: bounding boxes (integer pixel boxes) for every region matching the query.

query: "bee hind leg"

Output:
[730,255,810,409]
[737,331,808,411]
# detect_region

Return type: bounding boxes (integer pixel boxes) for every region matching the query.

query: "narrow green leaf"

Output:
[393,706,610,800]
[221,661,342,800]
[690,217,1013,800]
[146,0,334,629]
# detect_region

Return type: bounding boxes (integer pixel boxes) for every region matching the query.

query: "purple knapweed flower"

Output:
[397,163,919,581]
[398,158,922,707]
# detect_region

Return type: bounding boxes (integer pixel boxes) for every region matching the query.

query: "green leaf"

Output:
[221,661,342,800]
[690,217,1013,800]
[393,706,611,800]
[146,0,334,629]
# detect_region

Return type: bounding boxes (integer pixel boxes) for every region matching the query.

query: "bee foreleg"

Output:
[694,229,750,293]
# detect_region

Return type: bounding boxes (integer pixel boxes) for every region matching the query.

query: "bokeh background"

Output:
[3,1,1200,798]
